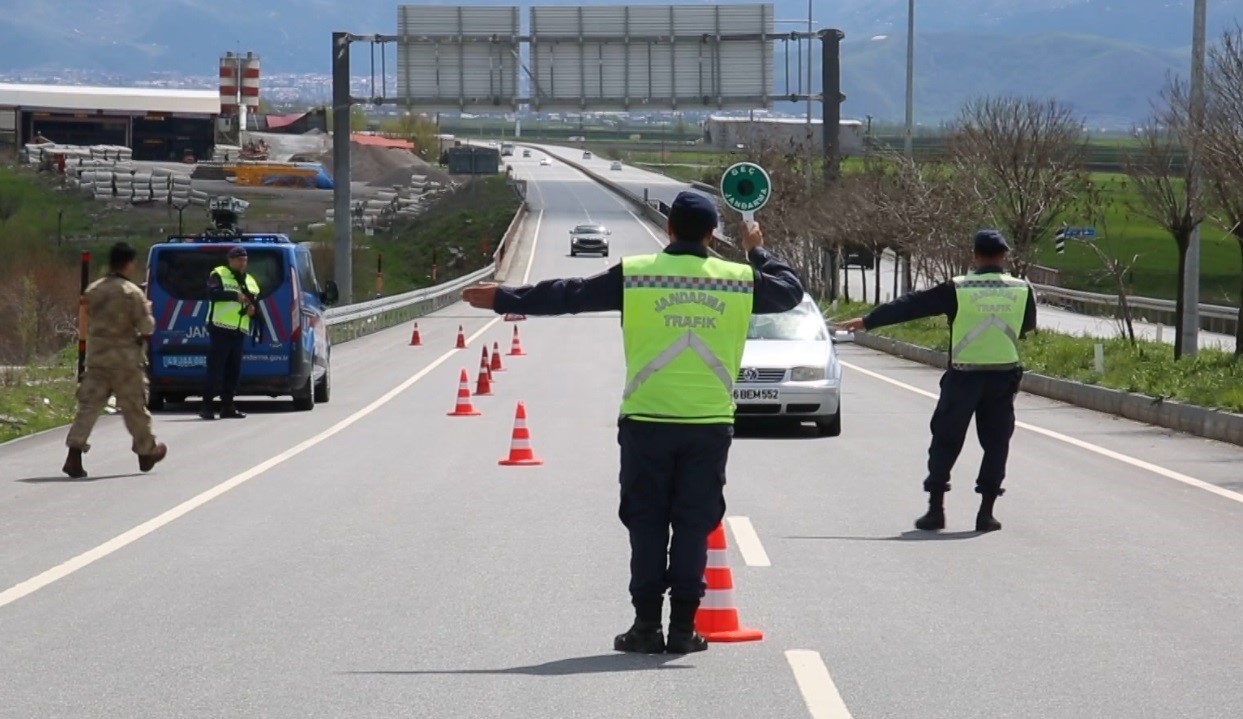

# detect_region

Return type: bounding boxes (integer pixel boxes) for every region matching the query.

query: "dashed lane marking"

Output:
[785,650,855,719]
[726,515,771,567]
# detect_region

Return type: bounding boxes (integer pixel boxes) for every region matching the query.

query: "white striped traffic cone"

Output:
[695,523,763,642]
[498,401,543,466]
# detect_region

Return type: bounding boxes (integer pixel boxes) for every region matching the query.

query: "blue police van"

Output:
[143,233,338,412]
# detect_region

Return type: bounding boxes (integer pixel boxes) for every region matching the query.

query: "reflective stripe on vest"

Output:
[620,253,754,424]
[950,273,1029,370]
[208,266,260,333]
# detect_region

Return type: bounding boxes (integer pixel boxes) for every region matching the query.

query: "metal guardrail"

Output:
[323,200,529,343]
[1032,283,1238,336]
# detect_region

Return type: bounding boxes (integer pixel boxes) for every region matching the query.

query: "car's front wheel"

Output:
[816,404,841,437]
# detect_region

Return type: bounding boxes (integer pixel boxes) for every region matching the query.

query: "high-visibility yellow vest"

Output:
[950,272,1030,370]
[208,265,260,333]
[620,252,755,423]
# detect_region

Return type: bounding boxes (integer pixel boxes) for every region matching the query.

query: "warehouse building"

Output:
[0,83,220,162]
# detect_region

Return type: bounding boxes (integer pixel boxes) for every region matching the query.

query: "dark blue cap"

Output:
[227,246,248,258]
[973,229,1009,254]
[668,190,718,241]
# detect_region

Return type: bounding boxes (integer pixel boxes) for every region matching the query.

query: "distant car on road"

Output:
[522,149,531,158]
[610,161,623,171]
[732,294,842,436]
[539,157,552,166]
[582,150,592,160]
[569,223,610,257]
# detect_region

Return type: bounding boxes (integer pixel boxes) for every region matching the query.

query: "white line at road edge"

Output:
[0,320,502,610]
[785,650,855,719]
[840,359,1243,507]
[725,516,771,567]
[0,208,551,610]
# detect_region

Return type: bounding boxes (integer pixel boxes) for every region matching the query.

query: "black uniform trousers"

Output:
[203,325,246,404]
[618,418,731,602]
[924,368,1023,496]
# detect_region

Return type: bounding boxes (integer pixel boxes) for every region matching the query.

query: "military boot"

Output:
[976,493,1002,533]
[914,490,946,531]
[62,448,87,479]
[138,442,168,473]
[219,402,247,419]
[614,597,665,654]
[198,399,216,421]
[666,598,708,654]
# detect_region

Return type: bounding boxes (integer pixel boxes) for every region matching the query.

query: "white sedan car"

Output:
[539,157,552,166]
[732,294,842,435]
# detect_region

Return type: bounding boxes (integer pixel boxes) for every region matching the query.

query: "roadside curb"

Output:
[852,332,1243,448]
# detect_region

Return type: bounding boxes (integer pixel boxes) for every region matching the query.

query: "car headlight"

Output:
[791,366,825,381]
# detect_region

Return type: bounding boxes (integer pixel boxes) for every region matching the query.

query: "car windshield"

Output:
[747,301,827,341]
[573,225,605,234]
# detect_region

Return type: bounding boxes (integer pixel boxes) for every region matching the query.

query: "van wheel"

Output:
[147,390,165,412]
[314,364,331,404]
[292,377,315,411]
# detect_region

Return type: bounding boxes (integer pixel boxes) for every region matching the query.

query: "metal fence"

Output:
[323,201,528,342]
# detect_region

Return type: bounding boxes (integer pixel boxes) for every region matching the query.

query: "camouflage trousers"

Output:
[66,366,158,455]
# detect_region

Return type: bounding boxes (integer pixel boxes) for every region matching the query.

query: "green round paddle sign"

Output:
[719,162,772,220]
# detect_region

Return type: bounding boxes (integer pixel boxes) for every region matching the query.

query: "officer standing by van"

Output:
[63,242,168,478]
[200,246,260,420]
[462,191,803,654]
[838,230,1036,533]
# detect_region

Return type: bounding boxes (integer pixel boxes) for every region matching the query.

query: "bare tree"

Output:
[1071,176,1142,344]
[947,97,1088,275]
[1190,25,1243,355]
[1124,107,1206,359]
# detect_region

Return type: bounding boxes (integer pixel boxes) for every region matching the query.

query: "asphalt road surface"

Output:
[4,151,1243,718]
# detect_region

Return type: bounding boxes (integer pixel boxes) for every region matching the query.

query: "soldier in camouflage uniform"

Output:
[63,242,168,479]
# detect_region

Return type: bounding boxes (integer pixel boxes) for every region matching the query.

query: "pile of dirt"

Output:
[312,143,455,188]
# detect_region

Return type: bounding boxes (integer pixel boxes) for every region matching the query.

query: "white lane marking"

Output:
[840,359,1243,506]
[627,209,669,249]
[522,210,544,285]
[785,650,854,719]
[0,319,502,611]
[725,515,771,567]
[0,218,549,611]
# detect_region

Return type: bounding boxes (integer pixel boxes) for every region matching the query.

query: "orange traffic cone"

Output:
[695,524,763,642]
[508,325,526,356]
[490,341,505,371]
[475,347,493,396]
[455,325,467,349]
[447,369,481,416]
[409,322,422,346]
[498,401,543,466]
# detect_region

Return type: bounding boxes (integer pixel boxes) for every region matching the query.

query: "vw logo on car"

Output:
[741,367,760,382]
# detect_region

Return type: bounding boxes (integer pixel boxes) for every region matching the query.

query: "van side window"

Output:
[296,249,320,294]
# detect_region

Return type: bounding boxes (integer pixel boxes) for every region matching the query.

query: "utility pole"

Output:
[331,31,354,305]
[900,0,915,295]
[1181,0,1206,357]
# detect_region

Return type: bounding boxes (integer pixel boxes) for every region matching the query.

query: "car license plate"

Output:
[733,389,778,401]
[162,355,206,369]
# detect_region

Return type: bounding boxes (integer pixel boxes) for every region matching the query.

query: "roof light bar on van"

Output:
[162,234,294,245]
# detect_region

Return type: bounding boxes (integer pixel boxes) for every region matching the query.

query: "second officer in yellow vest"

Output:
[838,230,1036,533]
[462,191,803,654]
[200,246,261,420]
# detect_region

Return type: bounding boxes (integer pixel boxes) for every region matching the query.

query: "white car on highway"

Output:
[610,161,623,171]
[733,294,842,436]
[539,157,552,166]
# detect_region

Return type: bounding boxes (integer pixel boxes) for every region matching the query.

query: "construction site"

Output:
[7,51,485,238]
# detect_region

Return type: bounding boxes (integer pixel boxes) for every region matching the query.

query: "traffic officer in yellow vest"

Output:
[838,230,1036,533]
[63,242,168,478]
[461,191,803,654]
[200,246,260,420]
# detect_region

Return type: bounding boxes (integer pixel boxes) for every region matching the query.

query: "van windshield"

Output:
[153,248,286,301]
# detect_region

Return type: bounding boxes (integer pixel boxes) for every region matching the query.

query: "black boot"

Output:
[62,448,87,479]
[976,493,1002,533]
[914,490,946,531]
[666,598,708,654]
[614,597,665,654]
[220,402,247,419]
[199,399,216,420]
